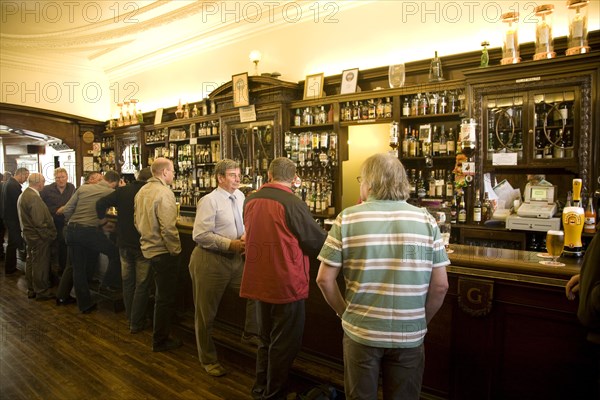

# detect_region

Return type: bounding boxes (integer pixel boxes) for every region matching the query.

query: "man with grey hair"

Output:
[17,173,57,300]
[62,170,122,313]
[241,157,327,399]
[189,159,258,377]
[1,167,29,275]
[134,157,182,352]
[316,153,449,400]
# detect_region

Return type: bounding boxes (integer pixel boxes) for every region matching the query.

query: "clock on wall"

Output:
[82,130,95,144]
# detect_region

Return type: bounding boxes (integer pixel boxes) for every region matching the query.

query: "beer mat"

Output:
[536,253,553,258]
[539,260,566,267]
[446,249,455,254]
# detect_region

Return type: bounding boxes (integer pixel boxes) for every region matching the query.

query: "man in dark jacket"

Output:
[241,157,327,400]
[1,168,29,274]
[96,167,152,333]
[566,233,600,397]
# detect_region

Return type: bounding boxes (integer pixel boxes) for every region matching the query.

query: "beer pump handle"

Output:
[572,179,582,204]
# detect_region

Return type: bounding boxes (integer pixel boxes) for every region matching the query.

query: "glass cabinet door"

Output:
[485,95,524,163]
[532,90,576,161]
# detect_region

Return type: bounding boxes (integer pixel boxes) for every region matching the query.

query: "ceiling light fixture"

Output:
[249,50,262,76]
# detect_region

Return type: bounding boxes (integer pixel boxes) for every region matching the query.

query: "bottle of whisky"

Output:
[447,128,456,155]
[482,192,492,222]
[458,195,467,223]
[450,195,458,224]
[473,189,482,224]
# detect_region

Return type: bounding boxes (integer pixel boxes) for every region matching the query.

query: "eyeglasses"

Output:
[356,176,362,184]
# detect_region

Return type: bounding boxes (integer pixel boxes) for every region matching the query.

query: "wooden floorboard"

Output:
[0,270,264,400]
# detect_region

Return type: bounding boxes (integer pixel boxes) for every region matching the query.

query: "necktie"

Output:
[230,195,243,238]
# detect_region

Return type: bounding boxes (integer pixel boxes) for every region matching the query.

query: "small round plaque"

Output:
[82,131,95,144]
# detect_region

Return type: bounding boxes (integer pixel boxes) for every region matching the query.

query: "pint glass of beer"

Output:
[542,230,565,266]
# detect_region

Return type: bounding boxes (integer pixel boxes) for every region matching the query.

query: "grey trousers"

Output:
[25,239,52,295]
[188,246,258,365]
[343,334,425,400]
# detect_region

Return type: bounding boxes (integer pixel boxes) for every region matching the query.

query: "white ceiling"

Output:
[1,0,599,123]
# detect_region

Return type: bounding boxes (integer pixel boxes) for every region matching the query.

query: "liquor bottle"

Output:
[431,126,440,156]
[482,192,492,222]
[376,98,385,119]
[294,109,302,126]
[192,104,199,118]
[553,129,565,158]
[409,169,417,198]
[344,102,352,121]
[411,96,419,116]
[428,171,436,197]
[473,189,482,224]
[428,51,444,82]
[535,130,545,159]
[450,195,458,224]
[361,101,370,120]
[435,170,444,198]
[303,107,313,125]
[318,106,327,125]
[447,128,456,155]
[409,131,417,158]
[368,99,376,120]
[417,171,427,199]
[458,195,467,223]
[419,94,429,116]
[352,101,361,121]
[440,91,448,114]
[384,97,393,118]
[401,128,409,158]
[445,170,454,199]
[584,197,596,233]
[389,122,400,156]
[439,127,447,156]
[402,97,410,117]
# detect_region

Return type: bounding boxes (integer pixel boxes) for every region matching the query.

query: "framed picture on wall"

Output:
[304,73,324,99]
[232,72,250,107]
[340,68,359,94]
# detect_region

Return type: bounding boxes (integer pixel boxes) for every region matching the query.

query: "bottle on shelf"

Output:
[428,51,444,82]
[473,189,482,224]
[482,191,492,223]
[447,128,456,155]
[458,195,467,223]
[450,195,458,224]
[584,197,597,233]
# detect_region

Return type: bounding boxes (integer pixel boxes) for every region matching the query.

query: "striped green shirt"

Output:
[318,199,450,348]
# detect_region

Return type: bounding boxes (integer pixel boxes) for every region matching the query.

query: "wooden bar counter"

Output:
[175,217,595,399]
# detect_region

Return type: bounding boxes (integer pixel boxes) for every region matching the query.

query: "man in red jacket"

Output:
[241,157,327,400]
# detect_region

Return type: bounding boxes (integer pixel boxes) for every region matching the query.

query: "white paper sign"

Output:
[239,105,257,122]
[492,152,518,166]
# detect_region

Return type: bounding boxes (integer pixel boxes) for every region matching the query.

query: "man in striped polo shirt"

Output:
[317,153,449,400]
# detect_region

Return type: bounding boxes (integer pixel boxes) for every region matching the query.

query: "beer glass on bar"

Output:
[540,230,565,266]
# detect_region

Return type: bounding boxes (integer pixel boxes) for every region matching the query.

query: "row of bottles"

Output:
[401,90,465,117]
[109,99,143,129]
[284,131,338,168]
[100,136,115,149]
[146,129,168,143]
[400,125,458,158]
[175,98,216,119]
[447,189,492,225]
[408,168,455,200]
[293,106,334,126]
[195,121,220,137]
[534,128,574,159]
[340,98,393,122]
[534,100,574,128]
[295,177,334,215]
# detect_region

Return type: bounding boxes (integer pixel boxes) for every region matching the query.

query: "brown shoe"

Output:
[204,363,227,377]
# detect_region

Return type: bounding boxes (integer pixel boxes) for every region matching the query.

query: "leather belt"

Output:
[198,245,235,259]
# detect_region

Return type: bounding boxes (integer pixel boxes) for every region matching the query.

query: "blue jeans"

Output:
[150,253,179,346]
[343,334,424,400]
[65,224,121,312]
[120,247,151,331]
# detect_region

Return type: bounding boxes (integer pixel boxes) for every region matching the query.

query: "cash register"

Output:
[506,184,561,231]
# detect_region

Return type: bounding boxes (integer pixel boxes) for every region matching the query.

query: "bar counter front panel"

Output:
[175,218,595,399]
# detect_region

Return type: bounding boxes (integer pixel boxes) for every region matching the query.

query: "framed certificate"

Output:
[304,73,324,99]
[340,68,359,94]
[232,72,250,108]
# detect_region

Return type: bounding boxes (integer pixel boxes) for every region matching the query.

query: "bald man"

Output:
[17,173,57,300]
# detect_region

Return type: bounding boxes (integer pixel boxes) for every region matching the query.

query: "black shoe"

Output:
[152,337,183,352]
[82,304,97,314]
[98,286,119,294]
[130,320,152,334]
[35,293,55,302]
[56,296,77,306]
[27,290,36,299]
